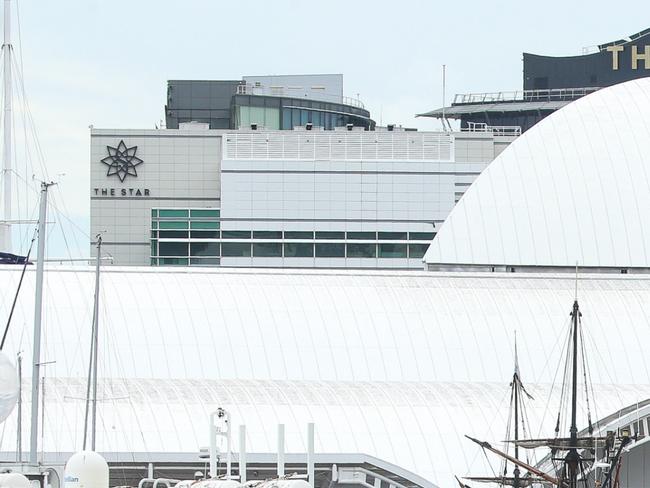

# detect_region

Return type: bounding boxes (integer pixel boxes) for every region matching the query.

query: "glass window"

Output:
[159,209,189,218]
[190,230,219,239]
[285,231,313,239]
[316,243,345,257]
[253,231,282,239]
[151,209,158,218]
[284,242,313,257]
[282,109,292,130]
[159,221,188,230]
[378,231,407,240]
[300,110,309,125]
[190,209,220,218]
[151,231,158,238]
[190,242,220,256]
[150,258,158,266]
[291,108,300,128]
[253,242,282,257]
[222,242,251,257]
[151,241,157,256]
[315,231,345,240]
[190,257,220,266]
[159,230,189,238]
[191,221,220,229]
[347,231,376,240]
[159,242,188,257]
[347,243,376,258]
[152,221,158,229]
[222,230,251,239]
[409,232,435,240]
[379,243,407,258]
[408,244,429,259]
[159,257,188,266]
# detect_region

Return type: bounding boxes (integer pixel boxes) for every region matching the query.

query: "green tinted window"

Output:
[284,243,313,257]
[409,232,435,240]
[151,209,158,218]
[315,243,345,257]
[253,231,282,239]
[222,242,251,257]
[152,221,158,229]
[159,230,188,238]
[315,231,345,240]
[190,230,219,239]
[253,242,282,257]
[408,244,429,259]
[284,231,313,239]
[379,243,407,258]
[222,230,251,239]
[151,241,157,256]
[159,257,188,265]
[159,221,188,230]
[159,242,188,257]
[191,221,220,229]
[190,242,220,256]
[190,209,220,218]
[378,232,407,240]
[190,257,220,266]
[159,209,189,218]
[347,232,376,240]
[347,243,376,258]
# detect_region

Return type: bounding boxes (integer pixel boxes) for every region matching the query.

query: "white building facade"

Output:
[90,127,514,268]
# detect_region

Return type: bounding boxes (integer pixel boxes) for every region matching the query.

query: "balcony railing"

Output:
[453,87,601,105]
[236,83,366,110]
[461,122,521,136]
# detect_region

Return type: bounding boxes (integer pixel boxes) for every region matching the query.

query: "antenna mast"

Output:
[1,0,12,251]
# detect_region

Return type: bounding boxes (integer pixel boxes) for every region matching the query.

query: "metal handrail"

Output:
[453,86,601,105]
[461,122,521,136]
[236,83,365,109]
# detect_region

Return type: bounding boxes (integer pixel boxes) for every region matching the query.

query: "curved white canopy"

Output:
[2,266,650,486]
[425,78,650,268]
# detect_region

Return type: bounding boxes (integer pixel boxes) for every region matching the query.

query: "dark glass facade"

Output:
[166,80,374,130]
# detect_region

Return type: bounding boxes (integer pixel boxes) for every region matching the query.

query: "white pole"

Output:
[226,411,232,478]
[91,236,102,451]
[239,425,246,483]
[277,424,285,477]
[29,181,52,465]
[307,423,314,486]
[1,0,12,251]
[209,414,217,478]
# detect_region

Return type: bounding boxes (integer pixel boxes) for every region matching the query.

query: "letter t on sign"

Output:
[607,45,624,70]
[632,45,650,70]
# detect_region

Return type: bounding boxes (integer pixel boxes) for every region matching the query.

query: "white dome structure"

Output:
[424,77,650,269]
[2,266,650,487]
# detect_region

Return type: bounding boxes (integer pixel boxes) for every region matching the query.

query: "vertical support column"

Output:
[239,425,247,484]
[148,463,154,479]
[277,424,285,477]
[209,418,216,479]
[226,414,232,478]
[1,0,12,252]
[307,423,314,487]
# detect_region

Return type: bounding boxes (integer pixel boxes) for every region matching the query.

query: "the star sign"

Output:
[101,140,143,182]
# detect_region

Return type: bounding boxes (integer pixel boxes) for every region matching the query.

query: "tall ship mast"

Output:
[461,298,634,488]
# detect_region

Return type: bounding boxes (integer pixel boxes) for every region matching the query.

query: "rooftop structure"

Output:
[418,27,650,133]
[425,77,650,271]
[165,74,374,131]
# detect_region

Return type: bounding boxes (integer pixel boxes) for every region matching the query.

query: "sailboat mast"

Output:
[29,181,52,465]
[91,235,102,450]
[513,371,520,488]
[1,0,12,251]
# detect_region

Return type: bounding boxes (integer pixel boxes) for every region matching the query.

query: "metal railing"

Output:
[236,83,366,109]
[453,86,601,105]
[461,122,521,136]
[224,131,453,161]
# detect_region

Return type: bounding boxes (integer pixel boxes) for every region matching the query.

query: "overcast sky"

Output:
[4,0,650,257]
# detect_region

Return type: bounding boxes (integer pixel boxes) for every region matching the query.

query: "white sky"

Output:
[3,0,650,257]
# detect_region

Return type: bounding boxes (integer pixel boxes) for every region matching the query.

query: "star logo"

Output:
[101,140,143,182]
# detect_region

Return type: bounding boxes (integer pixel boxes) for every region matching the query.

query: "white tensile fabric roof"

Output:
[425,77,650,268]
[1,266,650,487]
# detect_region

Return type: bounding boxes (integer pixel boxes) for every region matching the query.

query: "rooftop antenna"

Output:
[1,0,13,251]
[441,64,447,132]
[575,261,579,300]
